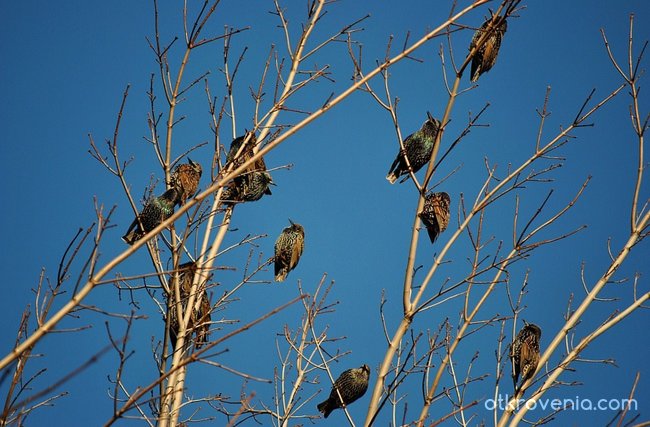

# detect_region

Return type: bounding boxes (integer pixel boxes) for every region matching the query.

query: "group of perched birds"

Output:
[119,14,537,420]
[122,158,203,245]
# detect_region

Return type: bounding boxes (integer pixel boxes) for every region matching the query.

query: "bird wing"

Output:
[290,236,304,269]
[433,200,450,232]
[519,341,539,380]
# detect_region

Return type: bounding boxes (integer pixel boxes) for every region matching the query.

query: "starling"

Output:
[221,171,274,204]
[509,322,542,392]
[386,112,441,184]
[419,191,451,243]
[274,220,305,282]
[169,158,202,205]
[122,188,178,245]
[226,132,257,168]
[317,365,370,418]
[168,262,211,350]
[469,16,507,82]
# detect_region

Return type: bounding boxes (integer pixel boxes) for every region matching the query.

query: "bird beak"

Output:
[187,157,194,165]
[426,111,434,122]
[288,218,294,226]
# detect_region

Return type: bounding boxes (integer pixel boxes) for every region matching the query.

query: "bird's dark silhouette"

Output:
[274,220,305,282]
[386,112,441,184]
[317,365,370,418]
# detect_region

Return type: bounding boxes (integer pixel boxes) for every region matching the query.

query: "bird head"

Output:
[522,321,542,338]
[188,158,203,175]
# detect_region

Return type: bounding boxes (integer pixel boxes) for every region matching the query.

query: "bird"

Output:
[509,322,542,393]
[274,220,305,282]
[419,191,451,243]
[469,15,508,82]
[167,262,211,350]
[221,171,274,204]
[122,188,178,245]
[317,364,370,418]
[386,112,441,184]
[169,158,202,205]
[226,132,257,169]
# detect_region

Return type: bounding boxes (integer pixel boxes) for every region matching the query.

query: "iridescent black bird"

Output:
[122,188,178,245]
[222,132,274,204]
[169,158,202,205]
[274,220,305,282]
[222,171,274,204]
[168,262,211,350]
[386,112,441,184]
[509,322,542,393]
[469,15,508,82]
[419,191,451,243]
[317,365,370,418]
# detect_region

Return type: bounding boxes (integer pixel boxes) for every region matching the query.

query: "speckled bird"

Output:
[168,262,211,350]
[226,132,257,168]
[509,322,541,393]
[122,188,178,245]
[222,171,274,204]
[169,158,202,205]
[274,220,305,282]
[469,16,507,82]
[317,364,370,418]
[419,191,451,243]
[386,112,441,184]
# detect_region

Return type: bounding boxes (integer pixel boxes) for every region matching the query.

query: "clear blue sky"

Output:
[1,1,649,425]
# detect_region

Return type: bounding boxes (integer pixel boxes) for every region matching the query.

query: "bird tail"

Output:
[275,270,287,282]
[425,227,438,244]
[122,222,140,245]
[317,400,333,418]
[470,65,481,83]
[386,172,398,184]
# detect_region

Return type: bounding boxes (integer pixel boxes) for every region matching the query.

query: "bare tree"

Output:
[1,1,647,426]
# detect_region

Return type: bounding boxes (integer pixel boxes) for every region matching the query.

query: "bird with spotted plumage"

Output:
[226,131,257,168]
[221,171,274,204]
[167,261,211,351]
[468,15,508,82]
[169,158,202,205]
[419,191,451,243]
[509,322,541,393]
[122,188,178,245]
[221,132,274,205]
[274,220,305,282]
[317,364,370,418]
[386,112,441,184]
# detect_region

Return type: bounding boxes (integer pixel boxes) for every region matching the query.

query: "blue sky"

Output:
[1,0,649,425]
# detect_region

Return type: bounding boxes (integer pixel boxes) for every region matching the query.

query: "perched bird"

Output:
[419,191,451,243]
[221,171,274,204]
[469,15,508,82]
[168,262,211,350]
[122,188,178,245]
[386,112,441,184]
[509,322,542,393]
[274,220,305,282]
[169,158,202,205]
[226,132,257,168]
[317,365,371,418]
